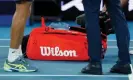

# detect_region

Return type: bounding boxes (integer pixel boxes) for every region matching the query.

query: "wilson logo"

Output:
[40,46,77,57]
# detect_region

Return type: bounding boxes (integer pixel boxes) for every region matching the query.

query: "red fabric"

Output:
[26,26,90,61]
[26,18,107,61]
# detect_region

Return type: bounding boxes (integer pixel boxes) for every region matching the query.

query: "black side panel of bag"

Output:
[75,12,115,35]
[21,34,30,58]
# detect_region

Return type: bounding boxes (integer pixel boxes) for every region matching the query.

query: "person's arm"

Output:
[120,0,128,8]
[102,0,128,12]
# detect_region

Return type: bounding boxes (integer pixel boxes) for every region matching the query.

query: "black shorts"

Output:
[15,0,33,4]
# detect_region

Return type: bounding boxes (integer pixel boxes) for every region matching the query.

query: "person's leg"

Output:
[76,0,128,27]
[83,0,102,62]
[9,2,31,60]
[105,0,131,74]
[4,0,37,72]
[81,0,103,75]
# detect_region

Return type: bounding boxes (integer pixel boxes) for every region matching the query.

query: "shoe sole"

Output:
[81,69,103,75]
[4,67,37,72]
[81,71,103,75]
[110,69,132,74]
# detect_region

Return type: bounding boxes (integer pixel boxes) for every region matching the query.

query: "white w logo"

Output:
[61,0,103,11]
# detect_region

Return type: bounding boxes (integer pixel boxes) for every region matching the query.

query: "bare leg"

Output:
[10,2,31,49]
[7,2,31,63]
[4,1,37,72]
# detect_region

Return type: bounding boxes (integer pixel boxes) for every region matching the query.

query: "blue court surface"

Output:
[0,21,133,80]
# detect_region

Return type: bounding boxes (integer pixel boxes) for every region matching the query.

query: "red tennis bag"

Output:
[26,18,107,61]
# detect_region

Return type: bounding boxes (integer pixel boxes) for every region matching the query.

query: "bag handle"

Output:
[41,17,46,27]
[41,17,51,31]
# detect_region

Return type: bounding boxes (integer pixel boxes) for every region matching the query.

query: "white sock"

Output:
[130,50,133,55]
[18,45,23,57]
[8,48,20,62]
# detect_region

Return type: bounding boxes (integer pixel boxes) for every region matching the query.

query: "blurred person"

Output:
[76,0,129,27]
[77,0,133,55]
[3,0,37,72]
[81,0,132,75]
